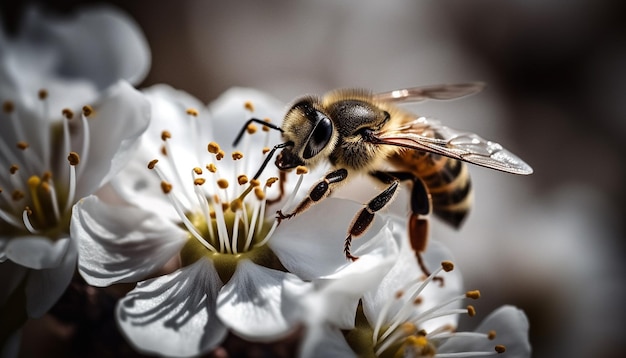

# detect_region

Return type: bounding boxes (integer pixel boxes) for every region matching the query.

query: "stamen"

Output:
[191,169,215,242]
[77,106,92,179]
[22,207,39,234]
[376,322,417,356]
[65,152,79,212]
[41,180,61,222]
[27,176,44,224]
[244,101,255,113]
[0,206,22,229]
[39,90,51,169]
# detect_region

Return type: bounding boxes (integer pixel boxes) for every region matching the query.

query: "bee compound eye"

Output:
[303,113,333,159]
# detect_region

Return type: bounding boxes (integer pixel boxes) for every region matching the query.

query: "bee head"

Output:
[276,97,337,170]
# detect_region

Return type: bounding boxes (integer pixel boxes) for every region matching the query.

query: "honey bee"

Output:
[233,83,532,274]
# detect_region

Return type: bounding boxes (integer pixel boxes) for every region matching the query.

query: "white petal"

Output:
[19,5,150,87]
[71,195,187,287]
[74,81,150,199]
[299,325,356,358]
[117,258,227,357]
[217,259,291,341]
[269,198,395,280]
[5,236,70,270]
[439,305,531,358]
[25,235,77,317]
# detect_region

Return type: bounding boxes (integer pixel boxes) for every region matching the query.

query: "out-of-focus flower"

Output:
[0,80,150,320]
[0,5,150,109]
[284,221,531,358]
[71,85,399,357]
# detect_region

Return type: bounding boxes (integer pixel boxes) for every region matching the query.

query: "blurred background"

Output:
[2,0,625,357]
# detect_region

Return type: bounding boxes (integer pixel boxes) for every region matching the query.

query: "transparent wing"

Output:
[375,117,533,175]
[373,82,485,103]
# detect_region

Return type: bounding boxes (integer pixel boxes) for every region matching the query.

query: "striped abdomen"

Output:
[392,149,473,228]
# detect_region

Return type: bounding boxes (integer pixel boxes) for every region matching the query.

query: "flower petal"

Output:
[269,198,396,280]
[17,5,150,88]
[217,259,291,341]
[71,195,187,287]
[24,235,77,318]
[299,325,356,358]
[4,236,70,270]
[117,258,226,357]
[438,305,531,358]
[74,80,150,199]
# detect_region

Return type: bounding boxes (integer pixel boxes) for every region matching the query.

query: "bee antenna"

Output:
[232,118,284,147]
[251,141,290,180]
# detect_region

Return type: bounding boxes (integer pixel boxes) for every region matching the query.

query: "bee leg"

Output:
[276,168,349,223]
[371,171,443,284]
[344,179,399,261]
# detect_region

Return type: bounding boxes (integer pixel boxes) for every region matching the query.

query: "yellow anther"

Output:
[246,123,258,134]
[254,187,265,200]
[495,345,506,353]
[27,176,41,189]
[209,210,216,219]
[9,165,19,174]
[216,150,225,160]
[193,167,203,175]
[206,163,217,173]
[232,151,244,160]
[42,171,52,182]
[238,175,249,185]
[38,89,48,100]
[2,101,14,113]
[24,206,32,215]
[194,178,206,186]
[413,296,423,305]
[466,290,481,299]
[82,105,94,117]
[488,330,497,340]
[161,145,167,156]
[406,335,428,348]
[148,159,159,169]
[395,290,404,299]
[207,142,220,154]
[62,108,74,120]
[250,179,260,187]
[296,166,308,175]
[67,152,80,166]
[467,305,476,317]
[262,147,270,154]
[186,108,199,117]
[265,177,278,187]
[16,142,29,150]
[40,182,51,193]
[160,181,173,194]
[217,178,229,189]
[244,101,255,112]
[221,202,229,212]
[161,130,172,141]
[441,261,454,272]
[400,322,417,335]
[230,198,243,212]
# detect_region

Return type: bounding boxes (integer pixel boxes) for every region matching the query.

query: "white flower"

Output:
[0,80,150,320]
[0,5,150,105]
[71,85,399,357]
[285,222,531,358]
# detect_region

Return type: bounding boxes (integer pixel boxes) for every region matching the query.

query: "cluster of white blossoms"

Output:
[1,5,531,358]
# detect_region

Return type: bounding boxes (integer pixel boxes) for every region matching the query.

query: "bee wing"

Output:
[376,117,533,175]
[373,82,485,103]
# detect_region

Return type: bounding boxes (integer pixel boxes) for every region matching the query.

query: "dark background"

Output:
[2,1,625,357]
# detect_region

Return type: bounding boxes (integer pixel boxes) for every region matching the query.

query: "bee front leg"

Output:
[276,168,349,223]
[344,179,399,261]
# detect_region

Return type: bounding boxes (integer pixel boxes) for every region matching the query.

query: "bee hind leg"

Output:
[344,179,399,261]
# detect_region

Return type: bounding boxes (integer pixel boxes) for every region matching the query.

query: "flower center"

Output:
[147,105,290,283]
[345,261,507,357]
[0,91,91,238]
